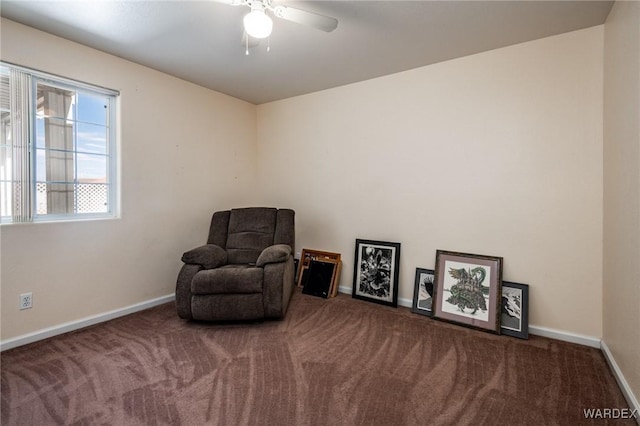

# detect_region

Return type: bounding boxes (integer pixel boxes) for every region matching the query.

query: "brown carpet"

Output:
[1,289,633,425]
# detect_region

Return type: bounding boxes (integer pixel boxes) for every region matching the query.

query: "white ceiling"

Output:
[1,1,613,105]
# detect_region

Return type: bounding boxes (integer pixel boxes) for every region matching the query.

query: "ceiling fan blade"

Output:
[273,5,338,32]
[211,0,245,5]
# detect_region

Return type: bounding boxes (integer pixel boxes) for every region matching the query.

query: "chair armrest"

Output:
[181,244,227,269]
[256,244,292,267]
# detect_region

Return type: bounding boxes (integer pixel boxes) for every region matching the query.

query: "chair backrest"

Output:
[207,207,295,264]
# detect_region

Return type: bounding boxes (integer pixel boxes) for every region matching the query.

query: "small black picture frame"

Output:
[411,268,434,317]
[500,281,529,339]
[302,259,338,299]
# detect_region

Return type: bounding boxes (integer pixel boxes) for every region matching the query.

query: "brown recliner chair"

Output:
[176,207,295,321]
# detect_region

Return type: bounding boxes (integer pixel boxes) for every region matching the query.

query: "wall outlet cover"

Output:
[19,293,33,310]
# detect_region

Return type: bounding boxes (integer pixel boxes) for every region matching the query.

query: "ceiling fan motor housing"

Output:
[243,0,273,39]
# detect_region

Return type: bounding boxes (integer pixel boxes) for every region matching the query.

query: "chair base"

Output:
[191,293,265,321]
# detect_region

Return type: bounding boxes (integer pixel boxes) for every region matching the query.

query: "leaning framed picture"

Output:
[501,281,529,339]
[352,239,401,307]
[433,250,503,334]
[411,268,434,317]
[297,249,341,288]
[302,259,339,299]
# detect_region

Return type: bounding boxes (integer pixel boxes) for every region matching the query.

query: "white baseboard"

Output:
[0,294,175,352]
[338,285,601,348]
[527,325,601,348]
[601,340,640,422]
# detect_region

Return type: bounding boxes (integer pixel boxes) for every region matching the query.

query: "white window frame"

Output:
[1,61,119,224]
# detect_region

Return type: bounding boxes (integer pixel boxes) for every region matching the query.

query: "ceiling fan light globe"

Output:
[244,10,273,39]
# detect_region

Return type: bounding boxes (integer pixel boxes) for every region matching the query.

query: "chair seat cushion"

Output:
[191,265,263,295]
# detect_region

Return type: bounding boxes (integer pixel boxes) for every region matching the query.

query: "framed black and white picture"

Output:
[433,250,503,334]
[411,268,434,317]
[501,281,529,339]
[352,239,401,307]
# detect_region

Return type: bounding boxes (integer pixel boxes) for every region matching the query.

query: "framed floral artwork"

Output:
[352,239,401,307]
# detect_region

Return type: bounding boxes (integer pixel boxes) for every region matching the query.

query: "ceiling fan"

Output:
[213,0,338,52]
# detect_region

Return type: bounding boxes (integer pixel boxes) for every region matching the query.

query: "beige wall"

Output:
[603,1,640,404]
[0,18,257,340]
[257,26,604,337]
[0,19,612,342]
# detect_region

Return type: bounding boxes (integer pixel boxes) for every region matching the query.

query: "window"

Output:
[1,63,118,223]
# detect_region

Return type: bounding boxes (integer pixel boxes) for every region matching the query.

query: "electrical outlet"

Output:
[19,292,32,310]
